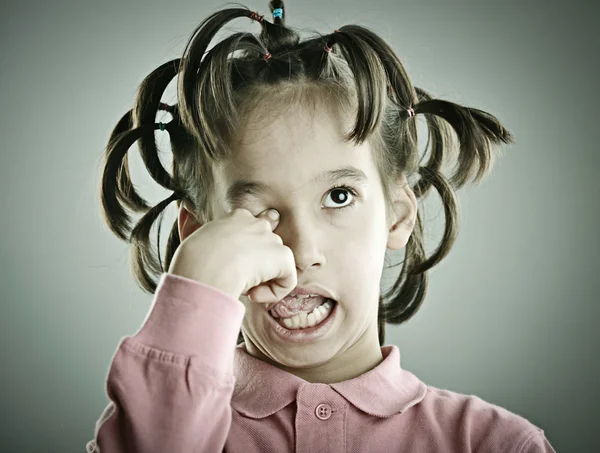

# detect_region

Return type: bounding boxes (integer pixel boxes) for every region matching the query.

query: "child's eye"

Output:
[323,185,359,211]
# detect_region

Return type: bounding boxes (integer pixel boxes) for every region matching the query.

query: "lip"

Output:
[265,299,338,343]
[265,285,335,312]
[287,286,334,297]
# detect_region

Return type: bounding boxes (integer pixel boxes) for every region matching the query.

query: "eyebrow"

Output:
[225,165,369,206]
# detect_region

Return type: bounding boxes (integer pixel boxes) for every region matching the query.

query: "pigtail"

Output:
[263,0,298,51]
[410,87,449,197]
[177,7,266,159]
[410,98,514,188]
[380,95,512,341]
[268,0,284,25]
[259,6,303,85]
[317,28,387,144]
[105,110,140,212]
[100,58,197,293]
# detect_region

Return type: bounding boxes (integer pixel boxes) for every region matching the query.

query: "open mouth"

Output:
[269,298,337,330]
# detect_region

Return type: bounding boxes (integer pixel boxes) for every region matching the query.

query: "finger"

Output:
[248,285,275,304]
[257,209,280,231]
[248,281,285,304]
[250,270,297,304]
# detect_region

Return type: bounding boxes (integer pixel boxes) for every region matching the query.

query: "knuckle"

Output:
[263,218,274,230]
[283,245,294,259]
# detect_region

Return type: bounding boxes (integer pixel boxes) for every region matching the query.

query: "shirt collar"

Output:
[231,343,428,418]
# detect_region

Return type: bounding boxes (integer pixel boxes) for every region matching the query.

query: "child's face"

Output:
[213,99,415,383]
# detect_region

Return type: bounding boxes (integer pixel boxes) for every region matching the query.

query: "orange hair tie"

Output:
[249,11,264,22]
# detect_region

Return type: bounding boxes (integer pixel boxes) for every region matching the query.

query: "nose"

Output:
[271,209,325,273]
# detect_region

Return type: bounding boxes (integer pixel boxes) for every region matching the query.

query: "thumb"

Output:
[258,208,280,231]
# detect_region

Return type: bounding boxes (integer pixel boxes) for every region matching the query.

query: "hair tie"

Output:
[157,122,167,131]
[264,52,272,61]
[324,29,340,53]
[406,107,415,118]
[249,11,264,22]
[272,8,283,18]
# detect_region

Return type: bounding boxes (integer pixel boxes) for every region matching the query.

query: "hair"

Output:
[99,1,514,347]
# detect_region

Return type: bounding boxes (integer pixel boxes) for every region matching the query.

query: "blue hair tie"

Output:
[158,122,166,131]
[272,8,283,18]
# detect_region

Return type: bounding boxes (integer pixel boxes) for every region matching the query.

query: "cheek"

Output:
[338,210,387,279]
[337,218,385,274]
[345,205,386,248]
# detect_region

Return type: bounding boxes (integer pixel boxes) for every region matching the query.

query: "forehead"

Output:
[215,100,375,203]
[226,96,371,172]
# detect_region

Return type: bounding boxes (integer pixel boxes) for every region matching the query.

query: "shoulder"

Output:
[419,385,548,452]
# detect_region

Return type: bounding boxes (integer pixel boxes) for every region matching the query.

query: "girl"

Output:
[89,1,556,452]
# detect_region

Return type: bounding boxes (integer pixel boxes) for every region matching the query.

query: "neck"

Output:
[245,319,384,384]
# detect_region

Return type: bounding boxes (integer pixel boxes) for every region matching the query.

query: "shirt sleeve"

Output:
[86,272,246,453]
[517,429,557,453]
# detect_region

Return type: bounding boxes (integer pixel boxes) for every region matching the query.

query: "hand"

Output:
[168,208,297,304]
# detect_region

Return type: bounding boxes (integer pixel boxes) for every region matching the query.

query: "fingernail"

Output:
[267,209,279,221]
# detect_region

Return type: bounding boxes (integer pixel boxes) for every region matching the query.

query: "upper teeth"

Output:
[290,294,319,299]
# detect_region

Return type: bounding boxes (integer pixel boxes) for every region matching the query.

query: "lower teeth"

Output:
[276,300,334,330]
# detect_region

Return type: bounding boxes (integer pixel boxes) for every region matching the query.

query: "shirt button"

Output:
[315,403,332,420]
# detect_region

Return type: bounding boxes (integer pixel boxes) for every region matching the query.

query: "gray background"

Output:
[1,0,597,451]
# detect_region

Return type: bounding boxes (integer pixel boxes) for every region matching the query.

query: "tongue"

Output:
[270,296,326,319]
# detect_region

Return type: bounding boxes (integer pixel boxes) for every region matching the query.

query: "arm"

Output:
[517,429,557,453]
[86,273,246,453]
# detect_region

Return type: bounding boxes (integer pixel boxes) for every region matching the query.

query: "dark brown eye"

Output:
[323,186,358,210]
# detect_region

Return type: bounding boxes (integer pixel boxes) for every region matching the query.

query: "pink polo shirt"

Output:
[87,272,556,452]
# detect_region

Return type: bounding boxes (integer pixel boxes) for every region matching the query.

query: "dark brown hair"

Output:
[99,1,514,346]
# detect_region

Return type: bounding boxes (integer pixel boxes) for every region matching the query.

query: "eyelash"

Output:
[325,185,360,211]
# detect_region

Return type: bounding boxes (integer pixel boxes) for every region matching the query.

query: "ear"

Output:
[177,199,204,243]
[386,174,418,250]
